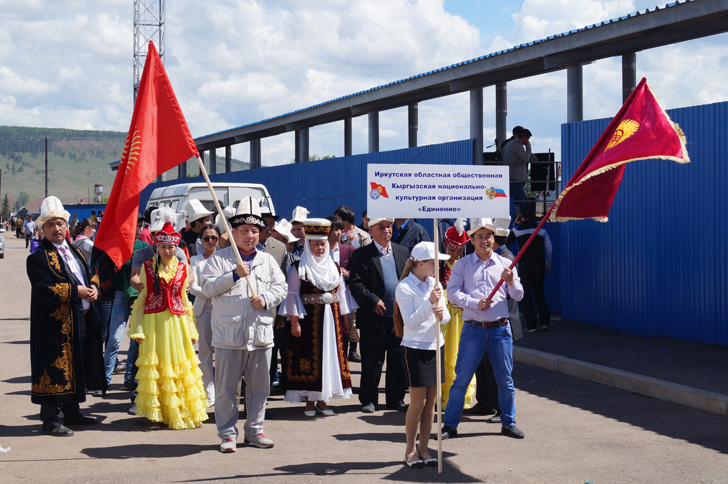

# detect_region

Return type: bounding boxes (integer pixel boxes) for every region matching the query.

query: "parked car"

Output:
[0,234,4,259]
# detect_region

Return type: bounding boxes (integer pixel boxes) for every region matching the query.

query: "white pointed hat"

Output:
[467,218,496,237]
[228,196,266,230]
[273,218,299,243]
[494,217,511,237]
[216,205,236,234]
[36,196,70,227]
[291,206,309,223]
[258,197,279,220]
[184,199,213,224]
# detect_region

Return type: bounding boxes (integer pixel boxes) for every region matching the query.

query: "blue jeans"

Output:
[103,291,132,386]
[444,322,516,428]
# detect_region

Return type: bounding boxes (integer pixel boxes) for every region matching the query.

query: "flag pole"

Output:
[486,203,555,300]
[195,154,257,296]
[433,218,443,474]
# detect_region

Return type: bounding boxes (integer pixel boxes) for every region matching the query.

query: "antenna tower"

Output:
[133,0,166,103]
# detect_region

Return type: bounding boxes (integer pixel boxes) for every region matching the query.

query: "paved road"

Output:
[1,233,726,483]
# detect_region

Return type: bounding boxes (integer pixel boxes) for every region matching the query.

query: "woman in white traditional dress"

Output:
[280,218,352,417]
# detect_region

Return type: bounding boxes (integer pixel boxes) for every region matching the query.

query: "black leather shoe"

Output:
[42,425,74,437]
[441,425,457,439]
[361,403,375,413]
[64,415,98,426]
[486,413,502,424]
[501,425,525,439]
[463,403,496,416]
[348,350,361,362]
[386,400,408,411]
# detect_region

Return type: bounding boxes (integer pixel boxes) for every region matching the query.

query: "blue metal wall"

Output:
[141,139,474,228]
[560,101,728,346]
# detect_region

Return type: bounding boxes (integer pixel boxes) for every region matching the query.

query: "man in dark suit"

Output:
[348,218,409,413]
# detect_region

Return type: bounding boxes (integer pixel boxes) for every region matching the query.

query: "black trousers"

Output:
[358,318,407,407]
[474,350,501,412]
[519,261,551,329]
[269,323,289,382]
[40,403,82,430]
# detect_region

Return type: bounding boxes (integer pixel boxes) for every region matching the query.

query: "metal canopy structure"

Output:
[193,0,728,152]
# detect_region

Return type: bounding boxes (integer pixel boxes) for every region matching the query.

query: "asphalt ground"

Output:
[1,232,727,483]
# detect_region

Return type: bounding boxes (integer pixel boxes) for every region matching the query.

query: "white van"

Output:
[145,182,275,215]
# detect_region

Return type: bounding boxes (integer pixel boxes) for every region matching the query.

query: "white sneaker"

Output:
[220,437,237,453]
[128,403,137,415]
[245,433,274,448]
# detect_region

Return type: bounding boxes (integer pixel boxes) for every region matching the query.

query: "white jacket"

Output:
[189,253,211,317]
[200,246,287,351]
[395,273,450,350]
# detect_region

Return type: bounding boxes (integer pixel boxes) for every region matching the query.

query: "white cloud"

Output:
[0,66,58,96]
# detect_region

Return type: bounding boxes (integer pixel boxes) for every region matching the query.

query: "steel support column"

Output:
[299,128,309,162]
[344,117,353,156]
[470,88,483,165]
[496,83,507,150]
[408,103,418,148]
[250,139,261,169]
[622,52,637,103]
[178,156,187,179]
[567,63,584,123]
[368,111,379,153]
[209,149,217,175]
[225,146,232,172]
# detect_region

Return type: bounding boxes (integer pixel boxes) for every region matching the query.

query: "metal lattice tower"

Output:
[133,0,165,103]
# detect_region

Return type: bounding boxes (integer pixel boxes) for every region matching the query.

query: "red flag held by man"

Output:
[94,41,198,269]
[552,77,690,221]
[487,78,690,299]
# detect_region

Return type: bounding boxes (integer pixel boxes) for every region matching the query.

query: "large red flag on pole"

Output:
[94,41,198,269]
[487,77,690,299]
[552,77,689,221]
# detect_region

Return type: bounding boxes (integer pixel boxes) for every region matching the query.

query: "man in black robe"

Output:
[26,196,106,436]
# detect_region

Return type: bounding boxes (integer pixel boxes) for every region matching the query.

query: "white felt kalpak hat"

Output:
[36,196,70,227]
[410,241,450,262]
[368,217,394,228]
[291,206,309,223]
[494,217,511,237]
[216,205,236,234]
[184,199,213,223]
[273,218,299,243]
[228,196,266,230]
[467,218,496,237]
[258,197,279,220]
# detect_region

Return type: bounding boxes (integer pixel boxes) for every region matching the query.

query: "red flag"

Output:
[94,41,198,269]
[370,182,389,198]
[552,77,689,221]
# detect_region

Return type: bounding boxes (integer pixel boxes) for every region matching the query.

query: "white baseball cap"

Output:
[410,241,450,262]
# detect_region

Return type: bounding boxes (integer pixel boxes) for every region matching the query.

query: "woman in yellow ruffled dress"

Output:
[128,222,208,429]
[439,220,476,409]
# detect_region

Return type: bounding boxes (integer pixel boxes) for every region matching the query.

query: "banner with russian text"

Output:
[367,164,509,218]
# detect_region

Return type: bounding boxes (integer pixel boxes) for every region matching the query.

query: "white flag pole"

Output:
[433,218,443,474]
[194,154,256,296]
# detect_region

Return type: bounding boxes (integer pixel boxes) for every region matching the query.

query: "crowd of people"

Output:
[25,190,553,467]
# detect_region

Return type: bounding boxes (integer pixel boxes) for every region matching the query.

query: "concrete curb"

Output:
[514,347,728,417]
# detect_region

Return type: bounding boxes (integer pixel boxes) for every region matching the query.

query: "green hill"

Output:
[0,126,250,211]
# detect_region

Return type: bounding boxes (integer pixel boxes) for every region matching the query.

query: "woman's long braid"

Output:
[153,253,162,296]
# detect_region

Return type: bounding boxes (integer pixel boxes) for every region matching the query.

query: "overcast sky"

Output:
[1,0,726,165]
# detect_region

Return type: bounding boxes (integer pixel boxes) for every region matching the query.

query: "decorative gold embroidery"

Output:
[51,343,74,389]
[50,283,71,303]
[31,370,67,395]
[91,274,100,285]
[299,358,312,373]
[48,250,61,273]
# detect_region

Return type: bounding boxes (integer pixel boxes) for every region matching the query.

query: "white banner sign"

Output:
[367,164,510,219]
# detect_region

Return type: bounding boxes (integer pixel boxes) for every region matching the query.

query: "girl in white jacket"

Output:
[394,241,450,469]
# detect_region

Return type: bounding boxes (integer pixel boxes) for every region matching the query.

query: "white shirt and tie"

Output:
[55,242,90,310]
